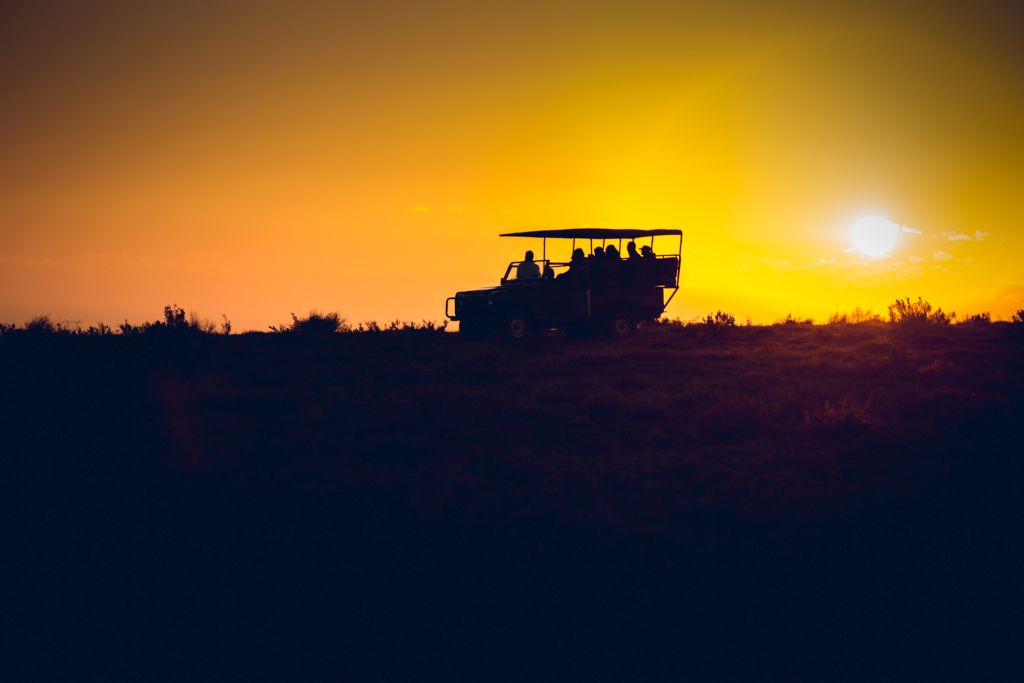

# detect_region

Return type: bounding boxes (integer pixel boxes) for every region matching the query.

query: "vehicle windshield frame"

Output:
[501,259,569,284]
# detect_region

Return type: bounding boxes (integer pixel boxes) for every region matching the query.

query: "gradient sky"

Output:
[2,0,1023,329]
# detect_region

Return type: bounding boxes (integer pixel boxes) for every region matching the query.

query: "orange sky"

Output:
[2,0,1023,329]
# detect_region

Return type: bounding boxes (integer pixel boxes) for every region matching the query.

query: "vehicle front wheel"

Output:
[500,312,533,341]
[608,310,637,339]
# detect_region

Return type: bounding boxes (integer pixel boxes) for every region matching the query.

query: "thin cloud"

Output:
[735,253,796,272]
[408,205,431,213]
[932,251,954,261]
[942,230,989,242]
[738,251,924,282]
[901,226,922,235]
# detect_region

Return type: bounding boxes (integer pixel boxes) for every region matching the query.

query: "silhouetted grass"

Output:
[6,313,1019,514]
[5,300,1023,677]
[5,298,1006,340]
[269,311,449,336]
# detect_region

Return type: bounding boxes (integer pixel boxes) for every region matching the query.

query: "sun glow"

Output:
[850,215,900,258]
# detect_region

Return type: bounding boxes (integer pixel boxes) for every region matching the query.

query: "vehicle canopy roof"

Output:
[499,228,681,239]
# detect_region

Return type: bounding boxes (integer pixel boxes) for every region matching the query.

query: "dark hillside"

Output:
[5,323,1023,677]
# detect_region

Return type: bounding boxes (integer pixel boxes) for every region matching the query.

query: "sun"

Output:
[849,214,899,258]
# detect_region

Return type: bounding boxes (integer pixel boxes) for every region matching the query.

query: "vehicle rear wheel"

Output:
[608,309,636,339]
[500,312,532,341]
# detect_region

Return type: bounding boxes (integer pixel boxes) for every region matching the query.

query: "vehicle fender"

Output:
[497,301,534,320]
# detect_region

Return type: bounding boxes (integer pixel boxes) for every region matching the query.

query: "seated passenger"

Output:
[543,262,555,279]
[604,244,622,285]
[516,250,541,279]
[558,247,588,285]
[624,242,643,285]
[573,248,589,270]
[626,242,641,261]
[589,247,609,285]
[640,245,657,285]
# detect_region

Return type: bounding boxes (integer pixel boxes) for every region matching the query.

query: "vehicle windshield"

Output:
[502,260,569,283]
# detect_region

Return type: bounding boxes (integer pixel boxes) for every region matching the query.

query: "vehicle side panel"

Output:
[589,288,664,321]
[458,285,662,322]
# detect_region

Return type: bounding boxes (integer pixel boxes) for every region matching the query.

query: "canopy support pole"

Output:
[543,237,546,263]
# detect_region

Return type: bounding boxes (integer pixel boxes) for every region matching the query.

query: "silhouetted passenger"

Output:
[590,246,609,285]
[543,262,555,279]
[624,242,643,285]
[604,244,622,285]
[516,250,541,279]
[640,245,657,285]
[557,247,588,286]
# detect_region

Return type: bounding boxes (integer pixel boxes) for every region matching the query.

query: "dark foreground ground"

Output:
[5,322,1024,677]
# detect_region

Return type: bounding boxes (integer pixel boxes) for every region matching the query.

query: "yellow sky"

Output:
[2,1,1022,329]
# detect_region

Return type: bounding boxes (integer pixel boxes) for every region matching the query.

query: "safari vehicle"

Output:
[445,228,682,340]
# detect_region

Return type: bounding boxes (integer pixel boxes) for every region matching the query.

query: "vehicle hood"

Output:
[455,286,504,297]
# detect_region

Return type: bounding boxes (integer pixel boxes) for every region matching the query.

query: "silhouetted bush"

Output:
[887,297,954,329]
[704,311,736,327]
[119,319,142,335]
[114,305,224,336]
[775,313,813,327]
[696,310,736,340]
[165,304,187,329]
[0,323,17,337]
[272,311,348,335]
[24,315,57,334]
[828,307,882,325]
[1013,310,1024,324]
[382,319,448,336]
[268,314,448,336]
[84,322,113,336]
[960,312,991,326]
